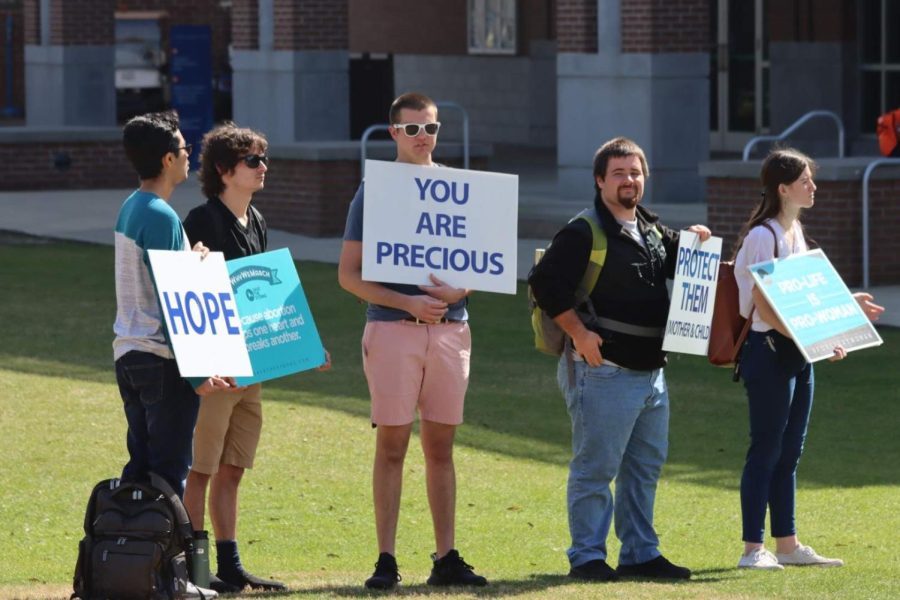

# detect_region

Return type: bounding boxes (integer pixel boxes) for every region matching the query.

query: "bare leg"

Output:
[208,464,244,541]
[184,470,211,531]
[420,420,456,558]
[372,424,413,555]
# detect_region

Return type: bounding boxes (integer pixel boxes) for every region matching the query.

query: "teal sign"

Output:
[227,248,326,385]
[749,249,882,362]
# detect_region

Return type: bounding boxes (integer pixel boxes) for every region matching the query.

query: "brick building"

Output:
[1,1,898,284]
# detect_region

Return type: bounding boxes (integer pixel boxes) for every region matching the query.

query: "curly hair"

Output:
[198,122,268,199]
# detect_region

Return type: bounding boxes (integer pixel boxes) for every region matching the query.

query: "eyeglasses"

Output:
[392,122,441,137]
[240,154,269,168]
[176,144,192,157]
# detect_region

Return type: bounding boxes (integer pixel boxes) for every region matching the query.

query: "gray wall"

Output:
[768,41,860,158]
[232,50,350,144]
[25,45,116,127]
[393,40,557,147]
[556,52,709,204]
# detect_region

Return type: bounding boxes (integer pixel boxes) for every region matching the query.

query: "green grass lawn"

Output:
[1,240,898,599]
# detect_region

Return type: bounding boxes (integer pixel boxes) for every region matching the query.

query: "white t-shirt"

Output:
[734,219,808,332]
[616,217,647,249]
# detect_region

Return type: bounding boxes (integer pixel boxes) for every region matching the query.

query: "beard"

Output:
[616,187,640,209]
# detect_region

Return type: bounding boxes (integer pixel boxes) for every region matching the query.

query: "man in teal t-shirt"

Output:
[114,110,238,500]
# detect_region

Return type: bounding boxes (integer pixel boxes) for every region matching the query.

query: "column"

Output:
[24,0,115,126]
[556,0,710,204]
[231,0,349,143]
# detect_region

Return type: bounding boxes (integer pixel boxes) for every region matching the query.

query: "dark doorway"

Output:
[350,53,394,140]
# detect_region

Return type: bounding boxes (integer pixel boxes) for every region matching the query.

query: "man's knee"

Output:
[187,469,212,484]
[214,463,245,487]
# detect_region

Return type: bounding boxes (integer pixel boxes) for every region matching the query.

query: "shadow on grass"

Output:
[3,242,899,489]
[288,574,569,597]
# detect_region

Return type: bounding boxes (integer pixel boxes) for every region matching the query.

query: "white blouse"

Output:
[734,219,808,332]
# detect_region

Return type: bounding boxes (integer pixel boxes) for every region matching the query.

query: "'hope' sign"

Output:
[148,250,253,377]
[362,160,518,294]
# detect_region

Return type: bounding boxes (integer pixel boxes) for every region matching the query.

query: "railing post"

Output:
[360,124,391,177]
[742,110,844,161]
[436,101,470,170]
[861,158,900,289]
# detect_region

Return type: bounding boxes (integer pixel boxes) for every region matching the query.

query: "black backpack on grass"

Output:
[72,473,195,600]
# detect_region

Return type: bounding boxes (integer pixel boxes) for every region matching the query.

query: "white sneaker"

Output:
[184,581,219,599]
[775,544,844,567]
[738,547,784,570]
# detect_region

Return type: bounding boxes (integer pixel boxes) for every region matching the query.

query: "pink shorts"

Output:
[362,320,471,426]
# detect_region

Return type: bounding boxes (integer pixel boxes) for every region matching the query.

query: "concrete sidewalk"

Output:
[1,178,897,328]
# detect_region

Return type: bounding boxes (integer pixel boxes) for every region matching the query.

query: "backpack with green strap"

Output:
[528,208,607,356]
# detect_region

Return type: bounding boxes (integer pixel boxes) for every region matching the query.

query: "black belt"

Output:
[403,317,463,324]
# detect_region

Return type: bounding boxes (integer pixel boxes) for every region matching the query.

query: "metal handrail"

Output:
[359,100,471,176]
[435,101,470,170]
[742,110,845,161]
[360,124,391,177]
[860,157,900,289]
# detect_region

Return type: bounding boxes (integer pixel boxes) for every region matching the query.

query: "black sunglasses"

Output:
[240,154,269,168]
[176,144,192,157]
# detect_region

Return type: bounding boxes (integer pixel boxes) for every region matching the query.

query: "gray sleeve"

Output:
[342,183,365,241]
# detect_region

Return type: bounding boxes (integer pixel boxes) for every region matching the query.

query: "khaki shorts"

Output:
[191,383,263,474]
[362,320,471,426]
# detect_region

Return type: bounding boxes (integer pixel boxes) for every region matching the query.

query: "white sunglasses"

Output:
[392,122,441,137]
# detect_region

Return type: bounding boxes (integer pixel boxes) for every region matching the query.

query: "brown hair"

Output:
[389,92,437,124]
[731,147,816,258]
[592,137,649,192]
[198,122,268,199]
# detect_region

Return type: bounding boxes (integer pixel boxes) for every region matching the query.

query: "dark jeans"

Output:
[739,330,814,543]
[115,351,199,498]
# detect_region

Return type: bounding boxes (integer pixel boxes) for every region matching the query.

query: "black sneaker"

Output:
[426,549,488,586]
[365,552,401,590]
[208,574,241,594]
[216,568,287,591]
[568,559,619,582]
[616,555,691,579]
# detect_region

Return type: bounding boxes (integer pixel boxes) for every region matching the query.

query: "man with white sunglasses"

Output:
[339,92,488,590]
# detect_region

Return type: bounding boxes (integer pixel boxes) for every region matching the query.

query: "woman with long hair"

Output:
[732,148,884,570]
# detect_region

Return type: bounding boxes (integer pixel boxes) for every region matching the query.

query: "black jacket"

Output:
[183,197,267,261]
[528,198,679,370]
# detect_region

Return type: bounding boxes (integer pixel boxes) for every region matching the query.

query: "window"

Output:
[468,0,516,55]
[860,0,900,132]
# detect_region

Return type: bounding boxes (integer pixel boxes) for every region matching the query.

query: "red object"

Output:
[877,108,900,157]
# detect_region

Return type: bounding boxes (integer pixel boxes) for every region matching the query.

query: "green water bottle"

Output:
[191,530,211,588]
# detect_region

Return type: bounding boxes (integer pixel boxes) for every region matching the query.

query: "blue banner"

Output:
[227,248,326,385]
[749,249,882,362]
[170,25,213,170]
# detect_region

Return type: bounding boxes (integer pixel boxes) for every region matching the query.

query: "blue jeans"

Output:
[115,351,199,498]
[739,330,814,543]
[558,359,669,567]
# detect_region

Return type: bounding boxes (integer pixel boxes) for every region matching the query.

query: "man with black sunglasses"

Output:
[339,92,487,590]
[181,122,330,593]
[529,138,711,583]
